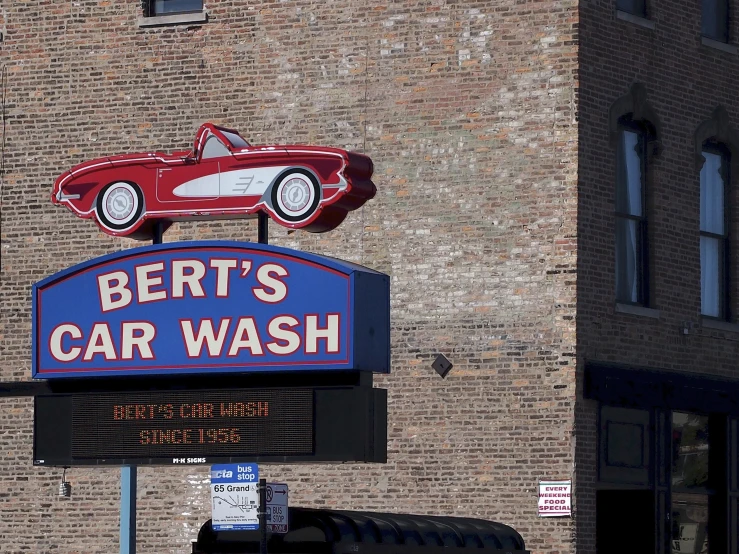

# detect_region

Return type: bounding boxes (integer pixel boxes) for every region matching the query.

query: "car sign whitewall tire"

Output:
[271,169,321,223]
[97,181,144,232]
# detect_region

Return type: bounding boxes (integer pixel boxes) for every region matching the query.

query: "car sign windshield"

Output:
[221,130,250,148]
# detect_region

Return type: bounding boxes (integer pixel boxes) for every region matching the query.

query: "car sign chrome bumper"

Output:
[56,190,81,201]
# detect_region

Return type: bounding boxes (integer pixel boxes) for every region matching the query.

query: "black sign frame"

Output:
[34,385,386,466]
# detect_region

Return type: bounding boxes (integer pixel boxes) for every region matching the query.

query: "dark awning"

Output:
[193,508,528,554]
[585,361,739,414]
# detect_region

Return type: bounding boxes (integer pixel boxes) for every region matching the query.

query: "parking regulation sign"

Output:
[211,463,259,531]
[267,482,289,533]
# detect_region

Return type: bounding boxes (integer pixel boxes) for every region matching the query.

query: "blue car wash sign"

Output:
[33,241,389,378]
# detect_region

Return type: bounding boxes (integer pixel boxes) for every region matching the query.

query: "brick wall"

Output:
[0,1,578,553]
[577,0,739,552]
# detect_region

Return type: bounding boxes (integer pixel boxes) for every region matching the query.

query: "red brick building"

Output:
[0,0,737,553]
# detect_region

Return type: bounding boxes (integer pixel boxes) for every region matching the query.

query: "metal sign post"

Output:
[120,466,136,554]
[258,478,268,554]
[120,223,164,554]
[258,212,269,245]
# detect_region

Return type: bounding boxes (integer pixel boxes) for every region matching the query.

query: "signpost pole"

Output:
[152,222,165,245]
[120,466,136,554]
[120,222,165,554]
[258,478,268,554]
[258,212,268,245]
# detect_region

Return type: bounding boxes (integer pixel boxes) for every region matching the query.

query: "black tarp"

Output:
[193,507,528,554]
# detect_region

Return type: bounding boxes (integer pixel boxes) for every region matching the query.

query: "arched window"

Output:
[695,106,739,321]
[696,108,739,320]
[610,84,662,306]
[615,118,650,304]
[700,145,730,318]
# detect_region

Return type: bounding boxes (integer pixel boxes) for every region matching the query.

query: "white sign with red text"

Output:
[538,480,571,517]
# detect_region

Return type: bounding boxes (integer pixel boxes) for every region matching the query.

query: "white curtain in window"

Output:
[616,219,638,303]
[615,129,642,303]
[700,152,724,234]
[700,151,725,317]
[701,236,720,317]
[616,131,643,217]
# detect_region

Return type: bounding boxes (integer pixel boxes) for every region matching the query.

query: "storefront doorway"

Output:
[596,490,654,554]
[587,364,739,554]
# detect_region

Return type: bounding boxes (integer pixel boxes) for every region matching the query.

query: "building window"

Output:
[615,120,650,305]
[617,0,647,17]
[148,0,203,16]
[702,0,729,43]
[700,146,730,319]
[671,412,727,554]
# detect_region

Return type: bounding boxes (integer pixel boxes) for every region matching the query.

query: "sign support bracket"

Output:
[258,212,268,245]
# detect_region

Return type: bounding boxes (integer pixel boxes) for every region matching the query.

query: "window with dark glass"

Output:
[148,0,203,16]
[617,0,647,17]
[593,368,739,553]
[700,146,730,319]
[599,406,650,484]
[702,0,729,43]
[615,121,650,305]
[671,412,727,554]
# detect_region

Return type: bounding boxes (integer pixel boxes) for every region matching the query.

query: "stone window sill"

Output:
[701,36,738,54]
[702,318,739,333]
[615,303,660,319]
[138,11,207,28]
[616,10,656,30]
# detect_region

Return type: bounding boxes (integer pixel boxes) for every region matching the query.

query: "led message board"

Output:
[34,386,387,466]
[32,241,390,378]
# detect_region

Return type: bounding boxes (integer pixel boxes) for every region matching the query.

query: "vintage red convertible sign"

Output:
[52,123,376,239]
